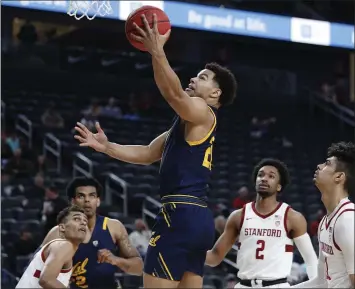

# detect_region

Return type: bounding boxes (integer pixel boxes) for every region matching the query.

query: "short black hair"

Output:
[252,158,290,191]
[57,205,85,224]
[327,141,355,194]
[205,62,237,106]
[66,177,102,200]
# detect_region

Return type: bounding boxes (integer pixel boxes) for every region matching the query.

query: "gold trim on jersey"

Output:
[186,106,217,146]
[162,201,207,208]
[102,217,108,230]
[158,253,174,281]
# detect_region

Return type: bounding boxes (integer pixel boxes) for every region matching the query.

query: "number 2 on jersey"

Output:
[256,240,265,260]
[203,137,215,170]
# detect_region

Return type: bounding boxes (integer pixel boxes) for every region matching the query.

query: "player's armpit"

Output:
[39,241,74,289]
[108,219,143,275]
[205,209,242,267]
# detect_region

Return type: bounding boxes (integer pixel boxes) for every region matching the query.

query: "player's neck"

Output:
[255,195,279,214]
[87,215,97,231]
[321,188,348,215]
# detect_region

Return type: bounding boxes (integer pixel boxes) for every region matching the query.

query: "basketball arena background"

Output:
[1,1,354,288]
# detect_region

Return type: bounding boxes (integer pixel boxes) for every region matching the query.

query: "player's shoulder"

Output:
[285,206,307,224]
[47,239,75,252]
[228,208,245,224]
[107,218,126,233]
[335,204,355,224]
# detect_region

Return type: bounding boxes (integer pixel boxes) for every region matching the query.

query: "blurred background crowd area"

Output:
[1,0,354,288]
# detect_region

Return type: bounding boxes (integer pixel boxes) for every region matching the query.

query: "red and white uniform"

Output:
[16,239,72,288]
[236,202,293,287]
[318,198,354,288]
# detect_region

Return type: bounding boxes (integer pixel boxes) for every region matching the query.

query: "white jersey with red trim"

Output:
[318,198,355,288]
[236,202,294,280]
[16,239,72,288]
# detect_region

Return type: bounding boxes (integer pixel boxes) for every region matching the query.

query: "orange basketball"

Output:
[125,6,171,52]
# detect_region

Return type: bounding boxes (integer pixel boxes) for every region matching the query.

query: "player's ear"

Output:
[276,184,282,192]
[58,223,65,235]
[211,88,221,99]
[334,172,346,184]
[96,198,101,208]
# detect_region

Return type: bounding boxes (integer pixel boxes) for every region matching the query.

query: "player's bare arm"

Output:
[131,14,213,125]
[287,209,318,279]
[334,211,355,287]
[206,209,243,267]
[75,122,167,165]
[97,219,143,276]
[39,241,74,289]
[42,225,91,246]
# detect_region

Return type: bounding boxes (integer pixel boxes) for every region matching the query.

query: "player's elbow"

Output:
[38,276,53,288]
[205,250,222,267]
[127,257,144,276]
[134,258,144,276]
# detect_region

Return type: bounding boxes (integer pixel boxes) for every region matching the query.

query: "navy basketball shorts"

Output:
[144,195,215,281]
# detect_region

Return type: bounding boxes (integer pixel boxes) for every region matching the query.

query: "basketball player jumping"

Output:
[16,206,87,288]
[292,142,355,288]
[206,158,318,288]
[74,13,237,289]
[42,177,143,289]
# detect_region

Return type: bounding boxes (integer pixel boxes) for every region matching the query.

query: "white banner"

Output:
[291,17,330,46]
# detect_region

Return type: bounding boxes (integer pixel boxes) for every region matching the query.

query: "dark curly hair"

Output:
[66,177,102,200]
[205,63,237,106]
[252,158,290,192]
[327,141,355,194]
[57,205,85,224]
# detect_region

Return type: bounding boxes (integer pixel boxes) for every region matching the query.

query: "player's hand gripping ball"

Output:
[125,6,171,52]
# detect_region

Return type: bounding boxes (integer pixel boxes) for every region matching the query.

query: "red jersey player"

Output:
[206,158,318,288]
[293,142,355,288]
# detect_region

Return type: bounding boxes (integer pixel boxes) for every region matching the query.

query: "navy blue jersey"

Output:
[70,216,118,289]
[159,106,217,198]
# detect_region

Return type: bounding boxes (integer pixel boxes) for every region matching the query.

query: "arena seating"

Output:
[2,42,353,288]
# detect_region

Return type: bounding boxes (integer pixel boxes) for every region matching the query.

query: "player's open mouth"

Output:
[258,184,269,189]
[79,228,87,233]
[185,84,195,91]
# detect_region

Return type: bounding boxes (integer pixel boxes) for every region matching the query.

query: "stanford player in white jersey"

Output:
[16,206,88,288]
[293,142,355,288]
[206,158,318,288]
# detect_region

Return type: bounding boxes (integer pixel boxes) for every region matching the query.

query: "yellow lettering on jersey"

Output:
[71,258,89,288]
[149,235,161,247]
[202,136,215,170]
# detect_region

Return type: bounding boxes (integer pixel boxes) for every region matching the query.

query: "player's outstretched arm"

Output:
[151,52,212,124]
[131,14,211,124]
[333,210,355,287]
[39,241,74,289]
[98,219,143,276]
[75,122,167,165]
[291,247,327,288]
[205,209,242,267]
[288,209,318,279]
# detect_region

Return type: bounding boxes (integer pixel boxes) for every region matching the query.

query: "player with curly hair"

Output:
[206,158,318,288]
